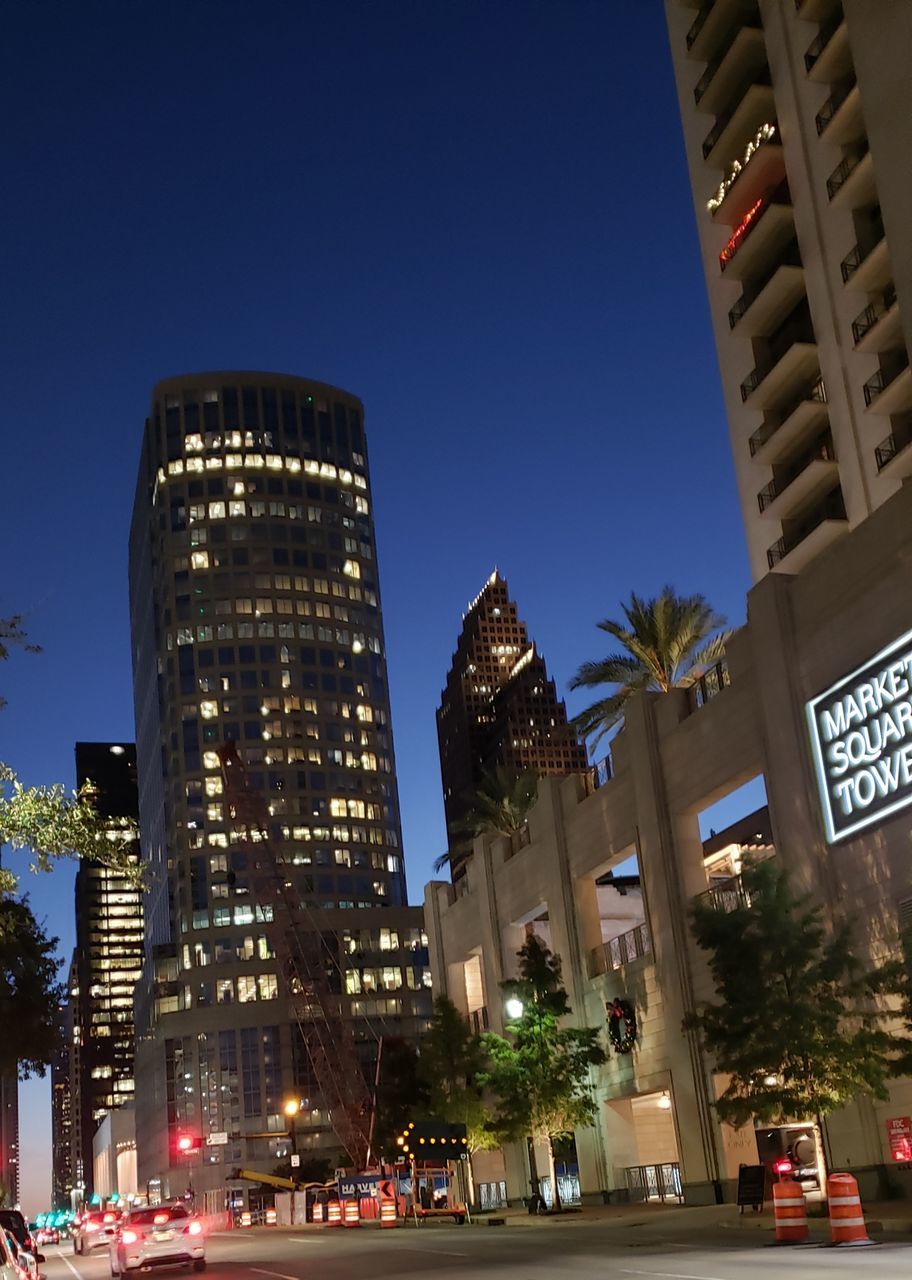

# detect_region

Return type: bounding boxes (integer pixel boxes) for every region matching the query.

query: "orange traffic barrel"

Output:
[311,1201,324,1224]
[827,1172,873,1246]
[265,1206,277,1226]
[343,1198,360,1227]
[379,1198,397,1228]
[772,1178,808,1244]
[240,1210,252,1228]
[326,1200,342,1226]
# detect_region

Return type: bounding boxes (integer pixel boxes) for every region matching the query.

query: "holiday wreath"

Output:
[606,997,637,1054]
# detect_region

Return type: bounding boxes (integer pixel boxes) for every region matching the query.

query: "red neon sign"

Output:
[720,198,765,271]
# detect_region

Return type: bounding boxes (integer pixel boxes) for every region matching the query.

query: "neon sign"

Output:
[720,198,765,271]
[806,627,912,842]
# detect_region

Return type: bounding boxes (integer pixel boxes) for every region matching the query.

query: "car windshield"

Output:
[127,1208,189,1226]
[0,1216,27,1247]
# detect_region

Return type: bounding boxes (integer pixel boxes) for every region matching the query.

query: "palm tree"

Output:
[570,587,732,745]
[434,766,539,872]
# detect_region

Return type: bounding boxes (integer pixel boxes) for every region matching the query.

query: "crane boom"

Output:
[217,740,373,1167]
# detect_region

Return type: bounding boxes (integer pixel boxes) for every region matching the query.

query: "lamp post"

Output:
[504,996,524,1021]
[283,1098,301,1160]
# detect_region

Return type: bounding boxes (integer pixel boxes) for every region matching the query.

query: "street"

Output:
[41,1214,912,1280]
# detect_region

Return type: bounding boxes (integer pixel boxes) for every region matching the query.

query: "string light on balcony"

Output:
[707,122,778,214]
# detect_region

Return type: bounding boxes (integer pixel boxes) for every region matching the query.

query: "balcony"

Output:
[719,194,793,280]
[841,223,890,293]
[687,0,755,62]
[694,17,764,114]
[864,356,912,415]
[804,10,851,82]
[826,147,875,211]
[875,414,912,479]
[728,239,803,334]
[749,375,828,465]
[852,286,900,353]
[702,74,775,167]
[709,124,784,224]
[588,922,651,980]
[740,338,818,408]
[757,441,838,520]
[697,873,752,912]
[815,78,863,143]
[766,488,848,573]
[689,659,731,711]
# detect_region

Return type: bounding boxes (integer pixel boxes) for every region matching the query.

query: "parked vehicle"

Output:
[0,1230,20,1280]
[110,1205,205,1275]
[0,1216,33,1257]
[74,1211,120,1255]
[3,1233,37,1280]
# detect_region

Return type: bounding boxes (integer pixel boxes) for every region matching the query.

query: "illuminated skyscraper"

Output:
[72,742,144,1199]
[437,571,587,852]
[129,373,429,1200]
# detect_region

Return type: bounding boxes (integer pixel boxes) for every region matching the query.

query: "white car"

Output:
[0,1233,24,1280]
[110,1205,205,1275]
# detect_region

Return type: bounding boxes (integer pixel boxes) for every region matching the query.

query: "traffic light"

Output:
[397,1121,468,1157]
[176,1133,202,1154]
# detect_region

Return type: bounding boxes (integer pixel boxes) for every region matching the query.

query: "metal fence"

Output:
[478,1181,508,1211]
[588,922,651,978]
[624,1162,683,1203]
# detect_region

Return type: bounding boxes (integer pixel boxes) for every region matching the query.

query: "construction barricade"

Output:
[380,1198,397,1229]
[343,1198,360,1227]
[311,1201,324,1225]
[772,1178,808,1244]
[827,1172,874,1246]
[265,1206,277,1226]
[239,1210,252,1228]
[326,1200,342,1227]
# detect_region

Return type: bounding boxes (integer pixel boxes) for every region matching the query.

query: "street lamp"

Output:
[504,997,524,1021]
[283,1098,302,1159]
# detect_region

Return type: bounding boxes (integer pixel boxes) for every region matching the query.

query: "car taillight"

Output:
[121,1231,138,1245]
[186,1222,202,1237]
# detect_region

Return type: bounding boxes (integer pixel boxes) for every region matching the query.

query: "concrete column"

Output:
[622,692,727,1204]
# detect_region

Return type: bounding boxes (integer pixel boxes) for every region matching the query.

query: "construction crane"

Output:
[217,741,374,1168]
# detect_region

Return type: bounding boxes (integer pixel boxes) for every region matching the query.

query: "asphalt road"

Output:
[42,1218,912,1280]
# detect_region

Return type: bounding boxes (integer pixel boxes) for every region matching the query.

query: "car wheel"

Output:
[193,1261,206,1272]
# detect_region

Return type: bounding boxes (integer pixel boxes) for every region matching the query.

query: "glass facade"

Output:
[129,373,428,1194]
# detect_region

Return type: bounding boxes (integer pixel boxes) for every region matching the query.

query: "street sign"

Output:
[206,1132,229,1146]
[339,1174,381,1197]
[379,1180,394,1200]
[290,1154,301,1168]
[886,1116,912,1162]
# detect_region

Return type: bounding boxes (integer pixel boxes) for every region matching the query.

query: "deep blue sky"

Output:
[1,1,753,1211]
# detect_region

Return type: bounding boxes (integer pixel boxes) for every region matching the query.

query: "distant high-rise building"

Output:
[73,742,144,1199]
[0,1078,18,1208]
[128,372,430,1200]
[664,1,912,580]
[437,570,587,849]
[51,1001,74,1208]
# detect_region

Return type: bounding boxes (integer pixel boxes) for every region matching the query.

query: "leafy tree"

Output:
[0,614,140,896]
[417,996,499,1201]
[569,587,731,745]
[370,1036,430,1161]
[482,936,606,1210]
[434,766,538,873]
[687,858,907,1171]
[0,896,64,1078]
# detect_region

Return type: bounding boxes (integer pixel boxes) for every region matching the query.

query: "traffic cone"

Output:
[827,1172,875,1246]
[772,1178,809,1244]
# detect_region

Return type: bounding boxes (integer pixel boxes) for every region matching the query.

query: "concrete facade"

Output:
[664,0,912,582]
[425,479,912,1204]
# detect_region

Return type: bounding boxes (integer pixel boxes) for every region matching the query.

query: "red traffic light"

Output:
[176,1134,200,1153]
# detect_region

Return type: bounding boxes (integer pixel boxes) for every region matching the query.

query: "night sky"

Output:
[2,1,754,1212]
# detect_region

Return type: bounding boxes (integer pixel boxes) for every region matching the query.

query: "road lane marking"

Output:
[399,1247,469,1257]
[620,1271,729,1280]
[284,1237,320,1243]
[57,1252,87,1280]
[252,1269,301,1280]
